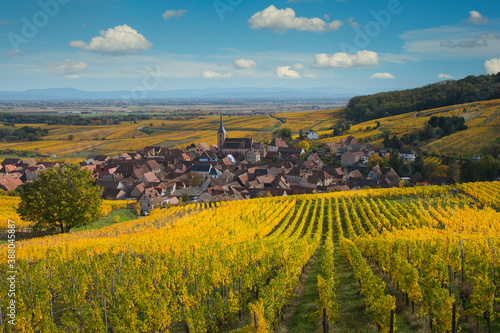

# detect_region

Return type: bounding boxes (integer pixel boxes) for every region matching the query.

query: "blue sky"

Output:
[1,0,499,93]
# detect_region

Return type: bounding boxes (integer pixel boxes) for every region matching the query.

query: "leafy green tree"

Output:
[17,164,103,233]
[277,127,292,140]
[388,152,402,171]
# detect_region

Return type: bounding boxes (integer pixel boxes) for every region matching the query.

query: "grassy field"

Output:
[72,208,138,232]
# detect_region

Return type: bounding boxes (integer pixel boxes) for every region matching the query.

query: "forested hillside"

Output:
[345,73,500,122]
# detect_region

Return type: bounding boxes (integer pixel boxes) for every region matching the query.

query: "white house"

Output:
[305,130,319,140]
[400,149,417,162]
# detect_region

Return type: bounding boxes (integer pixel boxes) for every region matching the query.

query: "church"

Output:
[217,114,266,160]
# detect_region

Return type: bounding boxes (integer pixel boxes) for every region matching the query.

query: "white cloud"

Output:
[275,66,300,78]
[233,58,257,69]
[438,73,454,79]
[369,72,395,79]
[69,25,152,55]
[162,9,186,20]
[347,17,359,28]
[464,11,488,25]
[312,50,379,68]
[292,63,305,70]
[399,24,500,60]
[44,59,88,78]
[479,32,500,40]
[484,58,500,74]
[248,5,343,33]
[440,39,487,49]
[201,70,232,78]
[304,73,318,78]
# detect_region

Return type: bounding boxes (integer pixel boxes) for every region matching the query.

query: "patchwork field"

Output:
[1,99,499,159]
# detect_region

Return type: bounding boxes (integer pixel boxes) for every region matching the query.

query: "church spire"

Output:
[218,113,226,133]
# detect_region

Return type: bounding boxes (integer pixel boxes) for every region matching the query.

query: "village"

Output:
[0,115,457,213]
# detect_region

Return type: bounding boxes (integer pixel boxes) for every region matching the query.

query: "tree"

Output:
[186,172,202,187]
[277,127,292,140]
[431,165,450,177]
[16,164,103,233]
[299,129,304,139]
[298,140,309,151]
[67,134,74,141]
[132,202,142,215]
[367,154,384,168]
[388,152,402,171]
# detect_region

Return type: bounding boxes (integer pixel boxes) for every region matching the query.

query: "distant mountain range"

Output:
[0,86,375,101]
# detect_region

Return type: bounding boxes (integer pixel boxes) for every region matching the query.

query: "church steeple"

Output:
[218,113,226,134]
[217,113,226,151]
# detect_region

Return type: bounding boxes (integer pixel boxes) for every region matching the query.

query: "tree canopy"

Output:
[17,164,103,233]
[345,73,500,122]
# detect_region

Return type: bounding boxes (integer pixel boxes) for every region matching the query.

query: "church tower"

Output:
[217,113,226,151]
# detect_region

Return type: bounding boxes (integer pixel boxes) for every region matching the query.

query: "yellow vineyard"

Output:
[0,182,499,332]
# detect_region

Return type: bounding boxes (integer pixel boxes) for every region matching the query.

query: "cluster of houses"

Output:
[0,116,456,212]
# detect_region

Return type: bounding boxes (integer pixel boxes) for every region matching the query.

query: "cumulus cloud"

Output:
[292,63,305,70]
[484,58,500,74]
[347,17,359,28]
[369,72,395,79]
[440,39,487,49]
[438,73,454,79]
[312,50,379,68]
[464,11,488,25]
[304,73,318,78]
[69,25,152,55]
[201,70,233,78]
[275,66,300,78]
[162,9,186,20]
[248,5,343,33]
[44,59,88,78]
[233,58,257,69]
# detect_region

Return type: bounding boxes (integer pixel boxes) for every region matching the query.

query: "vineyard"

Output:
[1,182,500,332]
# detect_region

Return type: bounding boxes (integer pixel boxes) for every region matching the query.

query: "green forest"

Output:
[345,73,500,122]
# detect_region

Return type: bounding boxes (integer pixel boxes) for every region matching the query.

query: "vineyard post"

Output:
[103,299,108,332]
[389,309,395,333]
[111,278,115,306]
[460,239,464,283]
[253,311,258,328]
[452,302,456,333]
[448,266,452,296]
[492,248,496,296]
[322,307,328,333]
[212,299,216,328]
[0,304,3,327]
